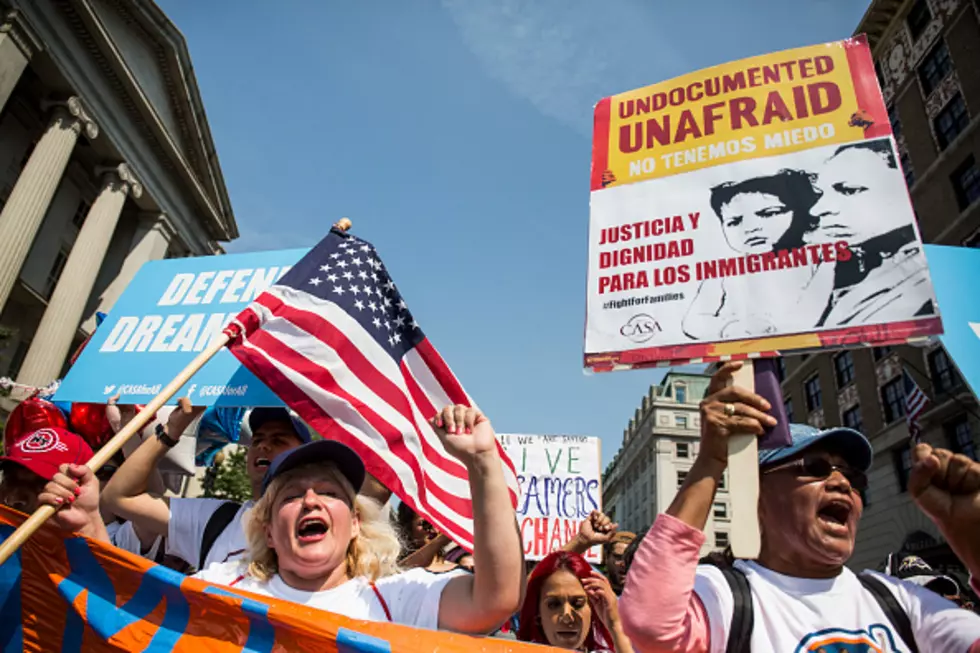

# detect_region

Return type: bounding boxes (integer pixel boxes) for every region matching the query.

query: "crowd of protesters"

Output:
[2,360,980,650]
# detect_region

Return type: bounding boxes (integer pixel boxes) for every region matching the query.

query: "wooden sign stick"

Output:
[727,360,761,559]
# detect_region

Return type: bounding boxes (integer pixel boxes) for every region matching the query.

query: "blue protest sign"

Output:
[55,248,307,405]
[923,244,980,398]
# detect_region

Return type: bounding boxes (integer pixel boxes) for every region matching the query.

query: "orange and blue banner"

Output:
[0,506,548,652]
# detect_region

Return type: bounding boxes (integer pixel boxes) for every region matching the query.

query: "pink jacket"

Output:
[619,514,710,652]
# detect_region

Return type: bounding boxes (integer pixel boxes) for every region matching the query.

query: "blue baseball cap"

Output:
[261,439,366,496]
[248,407,312,444]
[758,423,873,472]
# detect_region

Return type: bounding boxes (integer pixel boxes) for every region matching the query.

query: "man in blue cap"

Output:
[103,402,313,571]
[619,361,980,652]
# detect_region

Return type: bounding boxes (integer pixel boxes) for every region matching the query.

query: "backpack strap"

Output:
[718,565,753,653]
[369,582,393,622]
[857,573,919,653]
[199,501,241,571]
[153,537,168,565]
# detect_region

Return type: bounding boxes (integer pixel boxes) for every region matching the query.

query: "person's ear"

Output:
[265,521,276,550]
[350,508,361,540]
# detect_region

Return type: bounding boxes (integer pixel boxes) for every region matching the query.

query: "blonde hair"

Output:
[243,462,402,582]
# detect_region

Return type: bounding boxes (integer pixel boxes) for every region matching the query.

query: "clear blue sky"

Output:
[157,0,868,466]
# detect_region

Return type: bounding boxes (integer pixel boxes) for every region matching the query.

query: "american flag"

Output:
[224,227,519,550]
[902,367,928,443]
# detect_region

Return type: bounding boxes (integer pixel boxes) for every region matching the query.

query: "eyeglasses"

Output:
[762,456,868,491]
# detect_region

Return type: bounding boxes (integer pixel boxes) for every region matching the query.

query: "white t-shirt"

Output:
[167,498,253,569]
[109,520,163,560]
[694,560,980,652]
[194,562,463,630]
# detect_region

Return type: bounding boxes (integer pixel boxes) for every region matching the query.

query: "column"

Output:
[16,163,142,387]
[0,11,39,113]
[82,212,174,331]
[0,97,98,311]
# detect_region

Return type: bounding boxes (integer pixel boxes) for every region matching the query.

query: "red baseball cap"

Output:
[0,427,94,481]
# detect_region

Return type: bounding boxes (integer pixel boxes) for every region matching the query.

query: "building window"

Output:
[834,352,855,389]
[843,405,863,432]
[675,383,687,404]
[677,470,688,488]
[888,104,902,139]
[7,338,31,379]
[882,377,907,423]
[718,472,727,490]
[900,151,915,188]
[952,155,980,211]
[676,415,688,429]
[918,41,952,96]
[934,94,969,151]
[784,399,794,423]
[713,502,729,520]
[676,442,690,459]
[43,247,70,299]
[945,416,976,460]
[71,199,91,230]
[804,375,822,412]
[906,0,932,40]
[775,357,786,382]
[928,347,958,394]
[893,446,913,492]
[873,346,894,361]
[0,181,12,214]
[715,531,730,548]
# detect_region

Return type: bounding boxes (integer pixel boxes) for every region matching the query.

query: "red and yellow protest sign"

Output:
[592,39,888,189]
[585,37,942,371]
[0,507,551,652]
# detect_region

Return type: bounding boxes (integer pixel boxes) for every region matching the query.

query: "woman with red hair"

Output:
[518,551,634,652]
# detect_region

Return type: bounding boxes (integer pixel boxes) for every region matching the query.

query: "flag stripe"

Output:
[247,327,476,519]
[403,348,519,483]
[231,334,477,548]
[903,367,929,444]
[254,291,472,481]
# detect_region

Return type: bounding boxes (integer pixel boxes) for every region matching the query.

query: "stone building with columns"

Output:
[0,0,236,395]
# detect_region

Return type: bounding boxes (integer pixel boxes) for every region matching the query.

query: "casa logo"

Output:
[19,428,69,454]
[620,314,662,343]
[796,624,901,652]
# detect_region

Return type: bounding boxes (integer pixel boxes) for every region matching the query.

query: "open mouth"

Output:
[744,237,768,247]
[254,457,272,470]
[554,629,581,642]
[297,516,329,542]
[817,499,852,531]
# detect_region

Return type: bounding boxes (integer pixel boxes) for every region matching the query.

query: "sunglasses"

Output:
[763,456,868,491]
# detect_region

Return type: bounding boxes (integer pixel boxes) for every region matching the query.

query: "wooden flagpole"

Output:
[0,221,360,569]
[0,334,231,566]
[727,360,761,559]
[0,217,356,566]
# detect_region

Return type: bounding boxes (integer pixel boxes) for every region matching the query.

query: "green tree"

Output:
[203,445,252,503]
